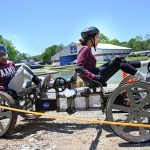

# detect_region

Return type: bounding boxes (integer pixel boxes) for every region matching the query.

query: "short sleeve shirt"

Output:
[0,61,16,91]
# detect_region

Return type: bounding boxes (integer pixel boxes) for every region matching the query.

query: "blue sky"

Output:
[0,0,150,56]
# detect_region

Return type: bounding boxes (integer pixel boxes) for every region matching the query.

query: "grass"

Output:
[45,64,75,72]
[125,56,148,61]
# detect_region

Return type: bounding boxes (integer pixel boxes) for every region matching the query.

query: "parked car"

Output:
[15,59,44,70]
[128,52,137,57]
[128,50,150,57]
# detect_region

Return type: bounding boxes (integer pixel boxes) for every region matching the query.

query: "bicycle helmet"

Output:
[81,26,100,39]
[81,27,100,51]
[0,44,7,53]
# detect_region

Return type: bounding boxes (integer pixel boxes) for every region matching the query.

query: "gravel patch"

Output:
[0,110,150,150]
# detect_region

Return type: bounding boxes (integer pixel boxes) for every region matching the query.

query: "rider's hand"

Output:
[93,75,102,83]
[75,65,85,74]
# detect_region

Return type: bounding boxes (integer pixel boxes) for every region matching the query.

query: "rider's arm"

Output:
[76,47,96,80]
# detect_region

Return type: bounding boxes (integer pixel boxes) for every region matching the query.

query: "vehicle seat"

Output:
[79,75,107,88]
[75,65,107,88]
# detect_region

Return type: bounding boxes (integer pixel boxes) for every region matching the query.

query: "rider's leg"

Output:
[129,60,150,68]
[8,65,41,93]
[21,65,41,85]
[97,60,121,83]
[120,62,147,81]
[95,57,149,84]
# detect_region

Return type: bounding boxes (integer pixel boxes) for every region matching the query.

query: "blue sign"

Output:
[70,46,77,54]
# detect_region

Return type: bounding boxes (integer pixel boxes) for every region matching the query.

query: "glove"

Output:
[93,75,102,83]
[75,65,85,74]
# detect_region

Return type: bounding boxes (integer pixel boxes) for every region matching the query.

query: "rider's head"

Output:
[80,26,100,50]
[0,44,8,64]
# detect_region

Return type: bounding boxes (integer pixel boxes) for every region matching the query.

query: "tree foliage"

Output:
[109,39,120,46]
[99,33,150,52]
[125,35,150,51]
[41,44,64,61]
[0,35,18,61]
[99,33,109,43]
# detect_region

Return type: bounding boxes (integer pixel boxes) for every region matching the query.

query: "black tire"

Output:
[0,92,17,137]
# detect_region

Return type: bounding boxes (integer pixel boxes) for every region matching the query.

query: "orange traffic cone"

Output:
[122,72,135,83]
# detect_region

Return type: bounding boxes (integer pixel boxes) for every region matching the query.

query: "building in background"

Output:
[51,42,132,66]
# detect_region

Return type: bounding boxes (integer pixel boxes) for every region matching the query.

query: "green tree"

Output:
[120,41,128,47]
[99,33,109,43]
[109,39,120,46]
[29,55,42,62]
[41,45,64,61]
[143,34,150,50]
[127,38,138,51]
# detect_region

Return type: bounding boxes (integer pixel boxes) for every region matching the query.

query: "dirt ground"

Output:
[0,83,150,150]
[0,110,150,150]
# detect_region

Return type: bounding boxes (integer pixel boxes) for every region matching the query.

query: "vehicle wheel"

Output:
[106,81,150,143]
[0,92,17,137]
[19,92,48,120]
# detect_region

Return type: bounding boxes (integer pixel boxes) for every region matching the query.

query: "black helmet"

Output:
[81,26,100,39]
[0,44,7,53]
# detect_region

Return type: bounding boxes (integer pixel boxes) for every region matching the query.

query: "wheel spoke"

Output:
[112,104,130,112]
[140,93,150,107]
[137,118,147,136]
[118,114,133,130]
[126,89,136,105]
[141,110,150,118]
